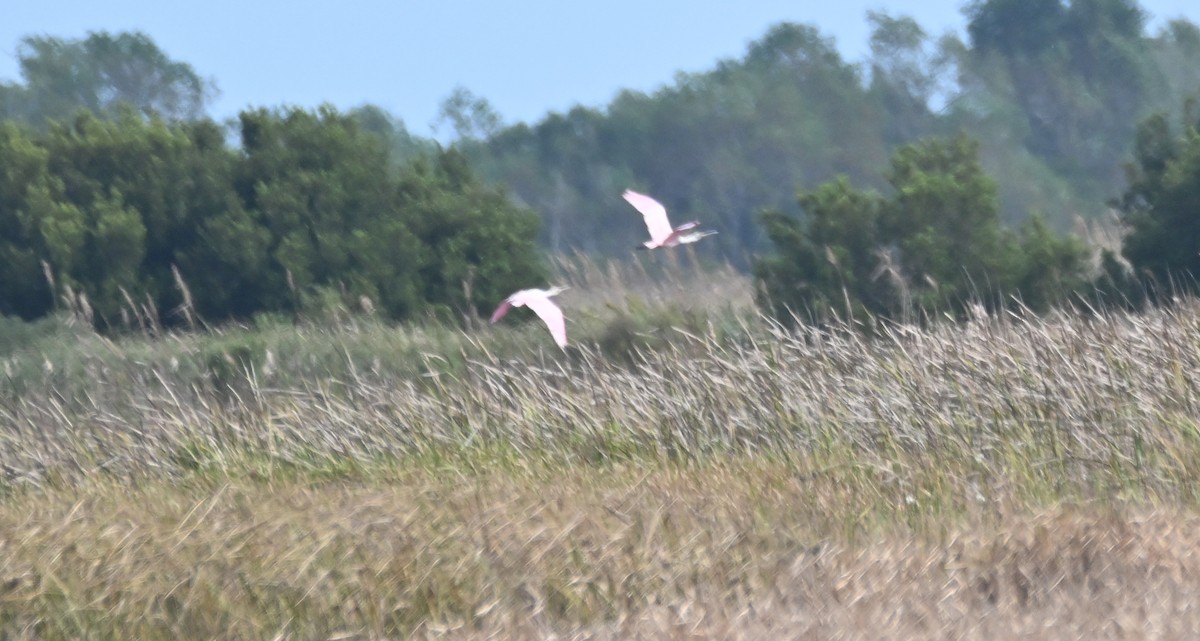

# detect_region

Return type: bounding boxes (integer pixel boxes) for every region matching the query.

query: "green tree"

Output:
[436,86,503,142]
[1,31,214,126]
[0,122,71,318]
[755,133,1089,323]
[233,106,426,319]
[880,133,1010,308]
[466,22,894,262]
[1011,213,1091,311]
[866,11,947,145]
[348,104,439,166]
[233,106,544,323]
[33,109,247,324]
[0,102,543,328]
[36,112,157,322]
[1117,106,1200,285]
[398,149,546,320]
[151,119,259,322]
[967,0,1066,56]
[0,112,247,324]
[962,0,1159,186]
[80,188,147,321]
[1148,20,1200,130]
[755,177,895,321]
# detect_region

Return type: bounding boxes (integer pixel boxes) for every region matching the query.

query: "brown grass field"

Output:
[1,254,1199,639]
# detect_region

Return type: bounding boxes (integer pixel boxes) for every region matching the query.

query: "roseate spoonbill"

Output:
[490,286,569,348]
[622,189,718,249]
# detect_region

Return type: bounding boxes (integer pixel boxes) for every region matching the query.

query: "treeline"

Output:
[2,2,1200,331]
[457,1,1200,263]
[0,107,544,326]
[754,90,1200,323]
[755,133,1090,322]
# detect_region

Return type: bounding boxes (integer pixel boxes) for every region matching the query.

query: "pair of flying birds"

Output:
[489,190,718,348]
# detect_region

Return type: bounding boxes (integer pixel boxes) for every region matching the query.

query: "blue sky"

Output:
[2,1,1196,138]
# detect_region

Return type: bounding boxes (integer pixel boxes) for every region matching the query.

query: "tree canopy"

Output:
[0,31,215,126]
[0,106,545,327]
[1116,102,1200,288]
[3,8,1200,330]
[754,133,1090,323]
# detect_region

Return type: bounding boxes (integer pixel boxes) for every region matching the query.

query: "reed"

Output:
[0,260,1198,638]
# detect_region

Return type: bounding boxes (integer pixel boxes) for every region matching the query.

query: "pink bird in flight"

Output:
[622,189,718,249]
[490,286,569,348]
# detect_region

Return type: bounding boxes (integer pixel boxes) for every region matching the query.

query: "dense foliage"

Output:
[2,2,1200,328]
[460,23,904,262]
[754,133,1089,322]
[456,0,1200,266]
[0,107,545,326]
[6,14,1200,639]
[0,31,214,125]
[1116,101,1200,288]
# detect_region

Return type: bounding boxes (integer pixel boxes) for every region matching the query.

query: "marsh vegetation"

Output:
[1,258,1198,639]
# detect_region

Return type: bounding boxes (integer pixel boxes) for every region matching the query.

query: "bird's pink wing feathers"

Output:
[489,299,514,323]
[623,190,673,245]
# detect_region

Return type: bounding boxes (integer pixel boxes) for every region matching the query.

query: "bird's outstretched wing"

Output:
[675,229,718,245]
[521,295,567,348]
[623,190,673,246]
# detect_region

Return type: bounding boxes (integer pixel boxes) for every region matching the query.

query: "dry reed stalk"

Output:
[0,293,1196,505]
[0,469,1196,639]
[1,267,1200,636]
[171,264,199,331]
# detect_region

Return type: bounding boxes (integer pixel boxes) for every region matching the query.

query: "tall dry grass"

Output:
[0,259,1199,637]
[1,285,1198,504]
[1,467,1199,639]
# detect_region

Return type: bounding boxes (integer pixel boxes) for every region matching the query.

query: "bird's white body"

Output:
[622,189,718,249]
[490,286,568,348]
